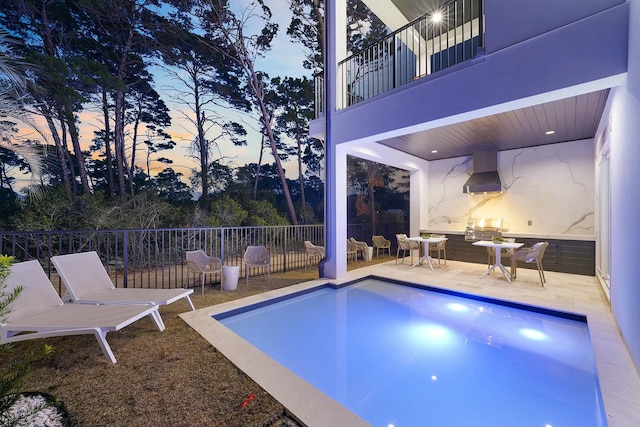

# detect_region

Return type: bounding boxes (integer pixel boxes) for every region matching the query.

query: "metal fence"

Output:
[315,0,484,115]
[0,223,405,291]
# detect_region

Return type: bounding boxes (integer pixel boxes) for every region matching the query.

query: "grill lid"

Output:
[466,217,503,231]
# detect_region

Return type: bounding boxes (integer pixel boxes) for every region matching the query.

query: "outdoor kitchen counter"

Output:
[420,230,595,241]
[419,231,595,276]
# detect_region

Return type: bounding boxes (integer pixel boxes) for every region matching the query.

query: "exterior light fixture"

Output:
[431,150,438,153]
[431,11,443,23]
[545,130,555,135]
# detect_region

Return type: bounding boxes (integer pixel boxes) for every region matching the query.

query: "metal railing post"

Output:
[123,230,129,288]
[283,229,288,272]
[221,229,226,265]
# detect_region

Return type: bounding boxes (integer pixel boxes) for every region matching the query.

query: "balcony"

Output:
[315,0,484,117]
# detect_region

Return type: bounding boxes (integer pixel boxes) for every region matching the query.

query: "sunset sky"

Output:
[12,0,310,191]
[142,0,309,180]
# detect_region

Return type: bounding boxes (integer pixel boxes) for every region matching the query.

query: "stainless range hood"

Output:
[463,151,502,194]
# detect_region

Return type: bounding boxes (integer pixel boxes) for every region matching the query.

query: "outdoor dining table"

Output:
[408,236,448,270]
[472,240,524,283]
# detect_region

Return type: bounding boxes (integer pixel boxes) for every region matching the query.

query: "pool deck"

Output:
[180,259,640,427]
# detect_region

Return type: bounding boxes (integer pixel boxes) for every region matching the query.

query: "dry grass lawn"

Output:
[11,255,395,427]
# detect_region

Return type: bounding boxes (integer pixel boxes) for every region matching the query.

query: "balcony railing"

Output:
[0,223,406,291]
[315,0,484,116]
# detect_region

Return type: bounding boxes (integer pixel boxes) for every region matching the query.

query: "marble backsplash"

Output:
[427,139,595,236]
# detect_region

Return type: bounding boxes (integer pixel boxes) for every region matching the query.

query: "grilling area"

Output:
[417,214,594,278]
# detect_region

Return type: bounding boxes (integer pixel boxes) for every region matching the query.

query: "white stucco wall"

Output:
[485,0,624,53]
[607,0,640,372]
[327,2,628,146]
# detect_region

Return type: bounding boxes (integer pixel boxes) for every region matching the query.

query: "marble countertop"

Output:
[421,230,595,241]
[502,232,595,241]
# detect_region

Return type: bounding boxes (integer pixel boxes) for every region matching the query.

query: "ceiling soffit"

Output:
[376,89,609,161]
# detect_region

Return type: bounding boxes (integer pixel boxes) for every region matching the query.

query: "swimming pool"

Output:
[215,277,606,427]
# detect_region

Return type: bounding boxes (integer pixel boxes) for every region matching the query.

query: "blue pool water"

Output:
[218,278,606,427]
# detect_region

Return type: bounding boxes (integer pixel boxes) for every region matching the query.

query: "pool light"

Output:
[411,323,455,347]
[446,302,468,312]
[520,328,547,340]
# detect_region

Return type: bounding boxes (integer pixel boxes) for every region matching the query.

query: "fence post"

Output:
[221,228,226,265]
[123,230,128,288]
[283,228,288,273]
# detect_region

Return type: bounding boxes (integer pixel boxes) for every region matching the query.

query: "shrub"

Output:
[0,255,55,425]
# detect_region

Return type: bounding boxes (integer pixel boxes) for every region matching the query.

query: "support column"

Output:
[410,165,429,236]
[322,0,347,279]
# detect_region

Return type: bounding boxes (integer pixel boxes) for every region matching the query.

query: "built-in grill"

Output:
[465,217,504,241]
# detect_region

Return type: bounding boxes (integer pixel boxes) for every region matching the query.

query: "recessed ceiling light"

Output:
[545,130,555,135]
[431,150,438,153]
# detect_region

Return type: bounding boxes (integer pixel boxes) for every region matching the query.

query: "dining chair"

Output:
[395,234,419,264]
[511,242,550,286]
[426,234,447,266]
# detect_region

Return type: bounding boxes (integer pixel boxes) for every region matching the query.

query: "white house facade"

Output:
[312,0,640,373]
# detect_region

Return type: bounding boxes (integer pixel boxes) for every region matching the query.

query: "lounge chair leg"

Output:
[93,329,117,364]
[184,295,195,311]
[149,309,166,332]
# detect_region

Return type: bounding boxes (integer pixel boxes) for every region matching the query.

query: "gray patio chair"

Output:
[372,235,391,258]
[186,250,223,296]
[304,241,325,270]
[349,237,368,260]
[346,239,358,263]
[244,245,271,287]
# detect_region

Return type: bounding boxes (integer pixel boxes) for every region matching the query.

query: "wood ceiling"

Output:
[377,89,609,161]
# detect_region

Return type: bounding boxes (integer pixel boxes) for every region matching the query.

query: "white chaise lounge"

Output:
[51,252,195,331]
[1,260,163,364]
